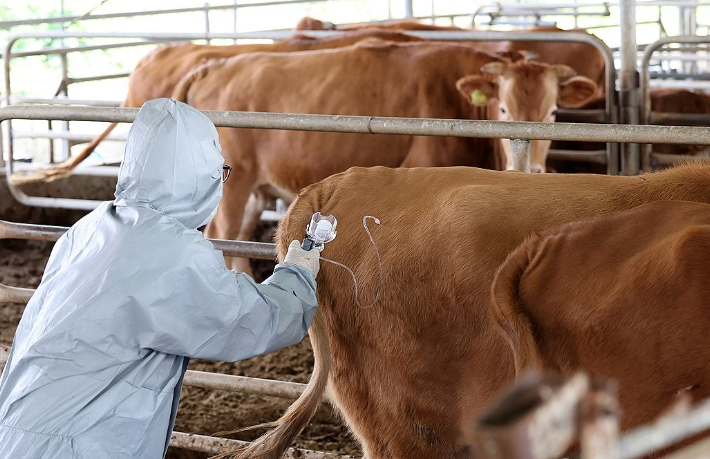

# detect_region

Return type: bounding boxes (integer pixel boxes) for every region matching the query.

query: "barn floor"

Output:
[0,223,360,458]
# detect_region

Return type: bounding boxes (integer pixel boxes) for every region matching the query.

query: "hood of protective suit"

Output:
[114,98,224,229]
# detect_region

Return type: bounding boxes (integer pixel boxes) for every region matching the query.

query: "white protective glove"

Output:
[283,240,320,277]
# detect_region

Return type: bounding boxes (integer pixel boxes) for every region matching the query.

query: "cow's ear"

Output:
[553,64,577,81]
[456,75,498,106]
[558,76,598,108]
[481,62,506,76]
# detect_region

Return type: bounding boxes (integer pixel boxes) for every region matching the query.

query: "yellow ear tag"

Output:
[471,89,487,104]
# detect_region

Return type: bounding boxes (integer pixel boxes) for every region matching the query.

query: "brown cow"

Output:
[296,16,607,97]
[229,163,710,459]
[491,200,710,430]
[11,30,422,184]
[295,16,463,31]
[649,88,710,156]
[173,40,596,270]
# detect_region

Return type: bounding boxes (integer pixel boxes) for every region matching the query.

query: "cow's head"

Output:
[456,60,598,173]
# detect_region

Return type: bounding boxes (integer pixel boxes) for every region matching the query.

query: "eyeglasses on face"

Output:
[221,165,232,183]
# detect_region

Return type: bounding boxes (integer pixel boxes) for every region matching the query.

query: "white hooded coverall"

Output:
[0,99,318,458]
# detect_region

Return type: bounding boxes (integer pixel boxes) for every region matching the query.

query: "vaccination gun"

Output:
[302,212,337,251]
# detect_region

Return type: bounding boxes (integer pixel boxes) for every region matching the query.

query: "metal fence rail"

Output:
[2,28,617,174]
[640,35,710,171]
[3,105,710,210]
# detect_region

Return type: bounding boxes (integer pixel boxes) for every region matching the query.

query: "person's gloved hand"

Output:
[284,240,320,277]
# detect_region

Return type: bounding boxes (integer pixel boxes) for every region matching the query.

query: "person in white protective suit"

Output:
[0,98,321,458]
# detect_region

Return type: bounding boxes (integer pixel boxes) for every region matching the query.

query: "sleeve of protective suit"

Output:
[133,233,318,362]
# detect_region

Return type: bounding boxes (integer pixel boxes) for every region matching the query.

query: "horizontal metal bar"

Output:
[169,431,348,458]
[67,72,130,84]
[480,0,709,8]
[10,97,122,106]
[183,370,329,401]
[211,239,277,260]
[10,40,165,58]
[2,105,708,146]
[12,130,127,142]
[649,73,710,81]
[660,436,710,459]
[650,112,710,127]
[547,149,608,164]
[648,80,710,90]
[555,109,607,123]
[5,29,611,46]
[0,220,277,259]
[619,397,710,459]
[0,0,332,29]
[0,284,35,304]
[651,152,710,166]
[0,220,67,241]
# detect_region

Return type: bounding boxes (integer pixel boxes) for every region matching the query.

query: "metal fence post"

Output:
[510,139,531,173]
[620,0,640,175]
[404,0,413,18]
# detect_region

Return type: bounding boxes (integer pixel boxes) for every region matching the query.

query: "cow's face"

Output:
[456,61,598,173]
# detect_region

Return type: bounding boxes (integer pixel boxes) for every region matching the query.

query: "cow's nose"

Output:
[530,165,545,173]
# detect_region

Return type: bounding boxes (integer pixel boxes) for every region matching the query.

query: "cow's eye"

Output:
[500,106,507,115]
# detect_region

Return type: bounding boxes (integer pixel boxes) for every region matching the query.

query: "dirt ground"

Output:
[0,222,361,458]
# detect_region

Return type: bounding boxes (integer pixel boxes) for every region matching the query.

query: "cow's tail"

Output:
[490,234,544,377]
[220,186,333,459]
[9,101,125,185]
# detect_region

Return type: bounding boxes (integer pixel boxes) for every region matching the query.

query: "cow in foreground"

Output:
[230,163,710,459]
[174,40,596,270]
[11,30,422,184]
[491,200,710,431]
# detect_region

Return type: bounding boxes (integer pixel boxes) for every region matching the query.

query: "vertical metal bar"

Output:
[404,0,413,18]
[48,120,55,163]
[4,38,14,173]
[59,0,70,163]
[684,7,697,73]
[620,0,640,175]
[510,139,531,173]
[59,51,70,162]
[233,0,238,44]
[204,2,211,44]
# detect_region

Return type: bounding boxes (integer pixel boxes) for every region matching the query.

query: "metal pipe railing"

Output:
[0,0,334,29]
[4,105,710,209]
[2,29,617,174]
[640,36,710,171]
[0,219,276,259]
[3,105,707,146]
[169,431,348,458]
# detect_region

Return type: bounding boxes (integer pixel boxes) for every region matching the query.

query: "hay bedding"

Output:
[0,225,360,458]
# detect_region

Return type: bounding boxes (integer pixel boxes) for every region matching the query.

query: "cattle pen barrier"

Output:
[1,28,618,179]
[4,104,710,211]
